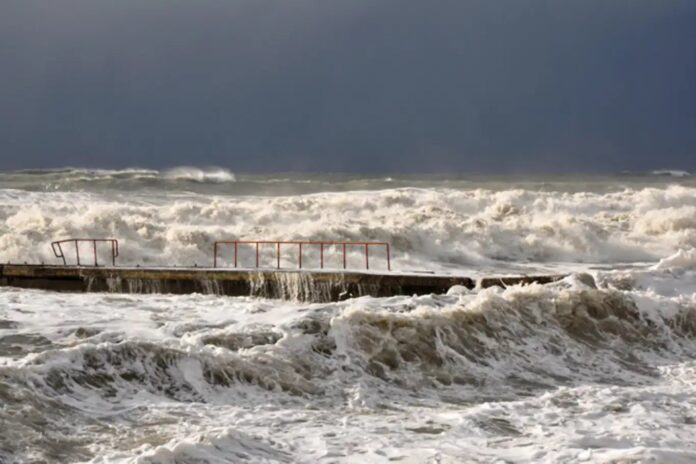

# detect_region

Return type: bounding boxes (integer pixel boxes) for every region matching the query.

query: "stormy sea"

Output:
[1,168,696,463]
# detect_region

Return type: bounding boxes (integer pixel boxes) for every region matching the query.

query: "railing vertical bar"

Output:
[255,242,259,268]
[298,243,303,269]
[75,240,80,266]
[214,242,218,268]
[93,240,98,266]
[277,242,281,269]
[386,243,391,271]
[320,243,324,269]
[365,243,369,270]
[342,243,346,269]
[234,242,238,268]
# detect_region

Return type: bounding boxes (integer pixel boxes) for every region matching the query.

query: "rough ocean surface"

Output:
[1,168,696,463]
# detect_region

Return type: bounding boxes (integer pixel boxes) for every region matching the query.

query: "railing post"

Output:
[277,242,280,269]
[214,242,218,268]
[93,240,98,266]
[342,243,346,269]
[112,240,117,266]
[365,243,369,270]
[52,242,67,265]
[75,240,80,266]
[320,243,324,269]
[386,243,391,271]
[298,243,303,269]
[234,242,238,268]
[255,242,259,268]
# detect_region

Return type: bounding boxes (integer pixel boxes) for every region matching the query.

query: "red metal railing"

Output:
[51,239,119,266]
[213,240,391,271]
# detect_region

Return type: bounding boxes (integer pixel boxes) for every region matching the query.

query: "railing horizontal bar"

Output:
[214,240,389,245]
[52,239,118,242]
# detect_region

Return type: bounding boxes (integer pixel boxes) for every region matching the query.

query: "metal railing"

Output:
[213,240,391,271]
[51,239,119,266]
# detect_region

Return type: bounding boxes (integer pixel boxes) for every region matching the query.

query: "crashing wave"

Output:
[5,281,695,404]
[1,184,695,271]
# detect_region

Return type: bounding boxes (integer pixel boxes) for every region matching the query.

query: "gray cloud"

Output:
[1,0,695,172]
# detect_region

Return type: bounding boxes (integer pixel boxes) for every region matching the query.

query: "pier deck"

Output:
[0,264,566,302]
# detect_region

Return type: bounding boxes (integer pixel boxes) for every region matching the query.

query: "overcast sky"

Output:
[1,0,695,173]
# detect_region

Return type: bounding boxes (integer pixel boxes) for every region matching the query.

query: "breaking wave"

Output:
[1,184,695,271]
[2,269,696,461]
[4,279,695,404]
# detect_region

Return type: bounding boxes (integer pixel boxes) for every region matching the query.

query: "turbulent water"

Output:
[1,168,696,463]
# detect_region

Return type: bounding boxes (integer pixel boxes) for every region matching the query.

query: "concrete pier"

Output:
[0,264,566,302]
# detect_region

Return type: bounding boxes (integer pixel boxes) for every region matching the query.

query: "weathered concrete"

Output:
[0,264,567,302]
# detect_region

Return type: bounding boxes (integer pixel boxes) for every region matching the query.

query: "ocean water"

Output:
[1,168,696,463]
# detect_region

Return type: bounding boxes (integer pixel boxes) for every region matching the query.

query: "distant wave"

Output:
[6,167,236,184]
[15,167,158,177]
[651,169,690,178]
[162,167,236,183]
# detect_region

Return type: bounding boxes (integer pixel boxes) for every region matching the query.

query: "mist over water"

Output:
[1,168,696,462]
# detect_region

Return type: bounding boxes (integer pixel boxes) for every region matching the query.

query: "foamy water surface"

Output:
[1,169,696,463]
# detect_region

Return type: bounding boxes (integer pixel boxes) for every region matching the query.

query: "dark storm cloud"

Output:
[0,0,695,172]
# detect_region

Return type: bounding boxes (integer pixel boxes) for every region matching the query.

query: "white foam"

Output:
[1,185,696,273]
